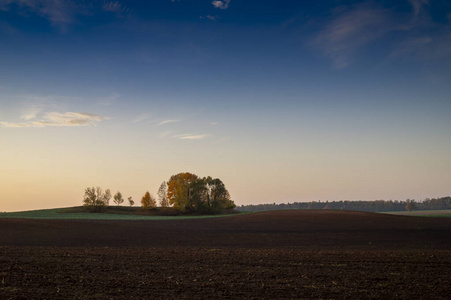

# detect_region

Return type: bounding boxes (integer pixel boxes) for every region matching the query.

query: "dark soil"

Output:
[1,210,450,299]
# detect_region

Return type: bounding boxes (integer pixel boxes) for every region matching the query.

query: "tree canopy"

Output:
[167,172,235,213]
[167,172,199,211]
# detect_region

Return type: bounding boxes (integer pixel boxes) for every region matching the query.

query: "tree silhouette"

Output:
[83,187,111,212]
[113,191,124,206]
[128,196,134,207]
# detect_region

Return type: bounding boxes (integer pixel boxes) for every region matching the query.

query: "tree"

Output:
[167,172,199,211]
[104,189,112,206]
[190,177,235,213]
[188,177,209,212]
[113,191,124,206]
[128,196,135,207]
[157,181,169,208]
[83,187,111,212]
[205,177,234,212]
[141,191,156,209]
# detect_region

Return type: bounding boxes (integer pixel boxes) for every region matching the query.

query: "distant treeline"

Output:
[237,197,451,213]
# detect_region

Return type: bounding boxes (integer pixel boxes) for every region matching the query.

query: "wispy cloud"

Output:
[179,134,209,140]
[311,0,451,69]
[133,113,152,123]
[200,15,219,21]
[391,31,451,61]
[20,106,42,120]
[1,112,110,128]
[389,0,451,61]
[158,130,173,138]
[35,112,109,126]
[311,3,393,69]
[212,0,230,10]
[174,134,209,140]
[0,122,34,128]
[408,0,429,16]
[102,1,128,16]
[0,0,127,30]
[0,0,79,28]
[158,119,181,126]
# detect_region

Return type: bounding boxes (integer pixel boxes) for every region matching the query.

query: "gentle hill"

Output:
[0,206,240,220]
[0,210,450,249]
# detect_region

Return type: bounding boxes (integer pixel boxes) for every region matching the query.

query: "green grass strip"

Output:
[0,207,251,220]
[383,210,451,218]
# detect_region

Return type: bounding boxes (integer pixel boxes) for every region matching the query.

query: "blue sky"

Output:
[1,0,450,211]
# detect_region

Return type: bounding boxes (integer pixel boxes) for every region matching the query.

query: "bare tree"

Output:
[128,196,135,207]
[157,181,169,208]
[104,189,112,206]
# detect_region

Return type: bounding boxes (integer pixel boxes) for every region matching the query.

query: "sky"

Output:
[1,0,450,211]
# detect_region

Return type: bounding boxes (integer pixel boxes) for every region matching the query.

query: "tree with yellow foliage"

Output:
[141,191,156,209]
[167,172,199,211]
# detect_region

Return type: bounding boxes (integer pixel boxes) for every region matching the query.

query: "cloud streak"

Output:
[133,113,152,123]
[311,0,451,69]
[0,0,127,29]
[1,112,109,128]
[158,119,181,126]
[390,0,451,61]
[312,3,393,69]
[0,121,34,128]
[174,134,209,140]
[0,0,79,27]
[200,15,219,21]
[409,0,429,16]
[158,130,173,138]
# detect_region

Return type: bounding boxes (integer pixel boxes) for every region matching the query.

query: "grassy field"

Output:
[0,206,247,220]
[383,210,451,217]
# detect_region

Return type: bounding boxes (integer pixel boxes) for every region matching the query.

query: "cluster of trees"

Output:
[237,197,451,213]
[82,187,134,211]
[166,172,235,214]
[83,172,235,214]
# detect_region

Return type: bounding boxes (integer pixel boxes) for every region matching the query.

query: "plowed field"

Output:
[1,210,450,299]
